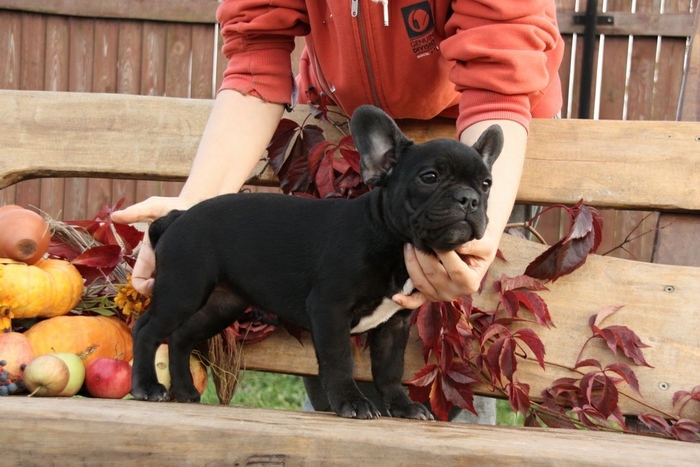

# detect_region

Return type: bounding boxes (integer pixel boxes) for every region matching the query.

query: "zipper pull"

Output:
[380,0,389,26]
[351,0,359,17]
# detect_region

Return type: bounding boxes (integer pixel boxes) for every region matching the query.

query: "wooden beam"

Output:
[2,90,700,212]
[241,234,700,421]
[4,397,698,466]
[0,0,219,24]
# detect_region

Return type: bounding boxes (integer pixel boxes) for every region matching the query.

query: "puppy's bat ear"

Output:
[471,124,504,170]
[350,105,412,186]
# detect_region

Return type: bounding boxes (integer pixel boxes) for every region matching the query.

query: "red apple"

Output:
[0,332,34,377]
[85,357,132,399]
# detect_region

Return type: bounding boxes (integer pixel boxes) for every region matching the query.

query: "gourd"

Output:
[24,315,133,367]
[0,205,51,265]
[0,258,84,319]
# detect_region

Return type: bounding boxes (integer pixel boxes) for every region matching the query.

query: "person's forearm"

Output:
[179,89,285,204]
[460,119,527,242]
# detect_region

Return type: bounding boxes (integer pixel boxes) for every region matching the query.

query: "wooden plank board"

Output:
[240,233,700,421]
[2,90,700,212]
[4,397,698,466]
[0,0,219,24]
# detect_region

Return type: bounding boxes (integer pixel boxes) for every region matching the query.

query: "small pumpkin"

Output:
[24,315,133,368]
[0,205,51,265]
[0,258,84,320]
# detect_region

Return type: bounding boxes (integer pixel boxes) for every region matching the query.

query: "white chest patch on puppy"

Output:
[351,279,414,334]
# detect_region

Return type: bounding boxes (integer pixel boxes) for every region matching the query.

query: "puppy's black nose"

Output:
[454,190,479,212]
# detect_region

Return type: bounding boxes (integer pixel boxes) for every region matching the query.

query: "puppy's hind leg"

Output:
[167,288,249,402]
[131,272,216,402]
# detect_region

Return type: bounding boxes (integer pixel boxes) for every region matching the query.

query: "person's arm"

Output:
[111,90,284,295]
[392,119,526,309]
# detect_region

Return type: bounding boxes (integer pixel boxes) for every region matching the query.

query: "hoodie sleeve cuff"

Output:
[456,89,532,136]
[218,48,295,106]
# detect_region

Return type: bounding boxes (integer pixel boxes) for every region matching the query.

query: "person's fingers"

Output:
[403,244,441,302]
[392,289,427,309]
[130,235,156,296]
[111,196,188,225]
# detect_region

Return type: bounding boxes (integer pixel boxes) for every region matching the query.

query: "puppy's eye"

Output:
[420,172,439,184]
[482,179,492,192]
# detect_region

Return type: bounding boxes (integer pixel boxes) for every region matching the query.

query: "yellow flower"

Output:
[115,275,151,317]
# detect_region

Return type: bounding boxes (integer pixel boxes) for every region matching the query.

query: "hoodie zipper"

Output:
[353,0,382,107]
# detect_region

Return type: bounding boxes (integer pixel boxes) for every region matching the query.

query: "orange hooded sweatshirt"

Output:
[217,0,564,135]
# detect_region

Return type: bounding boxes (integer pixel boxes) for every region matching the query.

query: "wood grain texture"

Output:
[4,397,698,467]
[0,0,219,24]
[1,91,699,212]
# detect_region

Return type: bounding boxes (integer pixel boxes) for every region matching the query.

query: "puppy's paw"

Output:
[131,382,170,402]
[169,385,201,403]
[336,398,382,419]
[388,400,434,420]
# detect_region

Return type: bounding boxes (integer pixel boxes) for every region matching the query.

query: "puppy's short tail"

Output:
[148,210,184,247]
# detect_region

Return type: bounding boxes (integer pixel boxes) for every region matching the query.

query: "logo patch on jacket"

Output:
[401,2,436,58]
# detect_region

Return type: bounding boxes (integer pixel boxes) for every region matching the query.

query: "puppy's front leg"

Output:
[308,297,381,419]
[369,311,434,420]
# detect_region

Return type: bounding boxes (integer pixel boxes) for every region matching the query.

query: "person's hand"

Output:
[392,233,499,309]
[111,196,193,296]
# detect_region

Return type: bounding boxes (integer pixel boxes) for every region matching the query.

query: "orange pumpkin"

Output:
[0,205,51,265]
[24,315,133,368]
[0,258,84,319]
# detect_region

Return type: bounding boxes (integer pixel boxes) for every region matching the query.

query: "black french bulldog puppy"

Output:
[131,105,503,420]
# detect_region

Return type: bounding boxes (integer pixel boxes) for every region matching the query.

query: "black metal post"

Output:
[578,0,599,119]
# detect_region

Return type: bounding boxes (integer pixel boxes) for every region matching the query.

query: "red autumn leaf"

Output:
[525,201,602,282]
[513,328,546,369]
[267,119,301,173]
[572,405,611,429]
[604,362,641,396]
[339,145,362,174]
[71,244,122,268]
[575,358,602,370]
[429,376,452,421]
[48,240,81,261]
[480,322,511,347]
[507,382,531,415]
[580,372,618,418]
[442,377,476,415]
[445,361,478,385]
[670,419,700,442]
[283,156,313,195]
[500,274,549,293]
[315,153,337,198]
[301,125,326,155]
[407,363,438,389]
[513,290,554,328]
[307,140,332,179]
[592,305,625,328]
[415,303,442,361]
[672,385,700,415]
[591,323,652,367]
[638,413,672,435]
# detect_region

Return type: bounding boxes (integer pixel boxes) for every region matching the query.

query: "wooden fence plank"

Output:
[40,15,70,219]
[11,13,47,210]
[0,10,21,206]
[190,24,215,99]
[0,0,219,24]
[5,397,699,467]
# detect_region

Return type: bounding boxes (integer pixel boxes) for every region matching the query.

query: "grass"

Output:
[201,370,306,410]
[202,370,525,426]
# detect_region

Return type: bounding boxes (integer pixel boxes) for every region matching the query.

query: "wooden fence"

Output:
[0,0,698,264]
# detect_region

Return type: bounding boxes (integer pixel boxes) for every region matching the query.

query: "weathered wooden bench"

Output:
[3,90,700,465]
